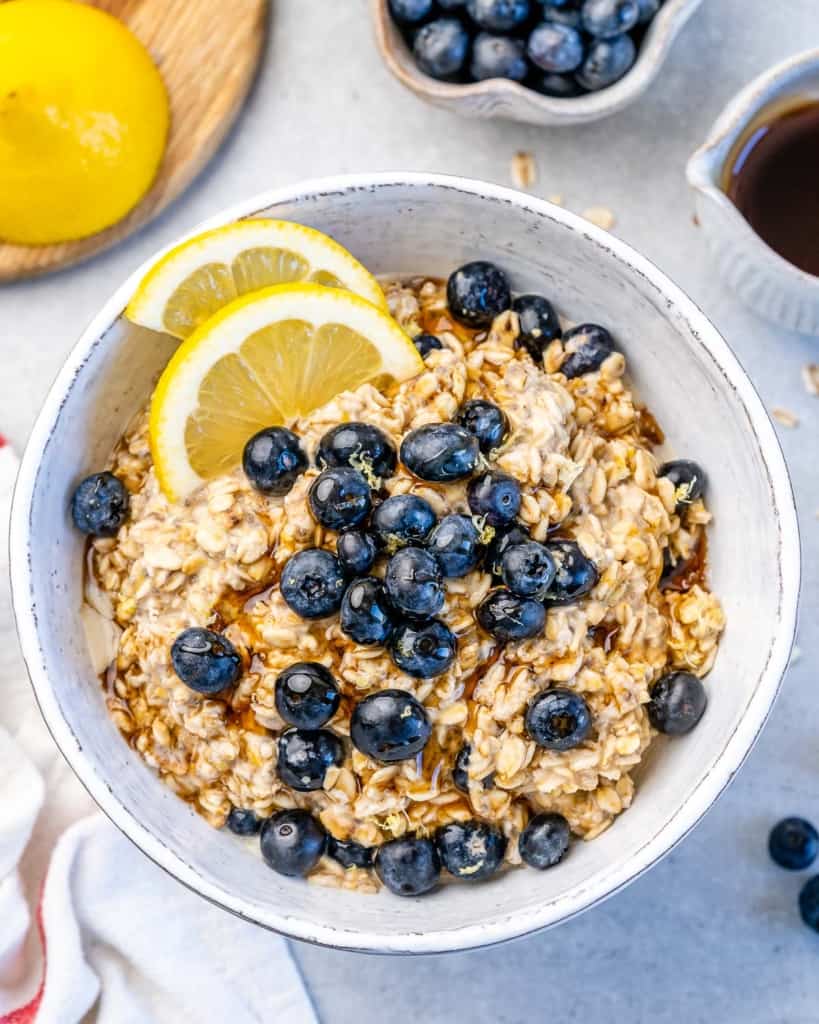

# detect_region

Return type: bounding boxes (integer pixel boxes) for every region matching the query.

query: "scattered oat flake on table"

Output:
[771,407,799,428]
[511,151,536,190]
[802,364,819,396]
[582,206,616,230]
[547,193,564,206]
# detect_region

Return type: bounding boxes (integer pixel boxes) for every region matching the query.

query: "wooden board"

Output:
[0,0,268,281]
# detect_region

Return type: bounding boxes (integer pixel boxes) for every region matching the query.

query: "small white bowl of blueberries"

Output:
[373,0,704,125]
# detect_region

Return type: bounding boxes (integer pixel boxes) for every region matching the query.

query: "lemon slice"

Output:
[150,284,423,501]
[126,219,387,339]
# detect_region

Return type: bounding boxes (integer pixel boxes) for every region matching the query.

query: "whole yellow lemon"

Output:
[0,0,169,245]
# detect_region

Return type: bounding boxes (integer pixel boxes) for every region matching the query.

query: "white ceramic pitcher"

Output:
[687,48,819,336]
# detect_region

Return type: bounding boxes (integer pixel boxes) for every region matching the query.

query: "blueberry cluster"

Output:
[387,0,665,96]
[268,261,618,680]
[768,816,819,934]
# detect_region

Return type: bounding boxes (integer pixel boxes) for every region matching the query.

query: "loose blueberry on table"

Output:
[387,0,667,94]
[769,817,819,872]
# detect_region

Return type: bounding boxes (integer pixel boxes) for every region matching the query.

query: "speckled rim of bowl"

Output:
[372,0,705,125]
[10,173,800,954]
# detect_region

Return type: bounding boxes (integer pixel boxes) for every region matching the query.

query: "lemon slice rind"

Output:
[149,284,422,502]
[126,218,387,337]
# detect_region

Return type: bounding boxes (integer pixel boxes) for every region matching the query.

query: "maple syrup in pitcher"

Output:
[723,100,819,277]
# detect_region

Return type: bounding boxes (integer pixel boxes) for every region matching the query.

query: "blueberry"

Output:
[260,809,326,877]
[280,548,345,619]
[452,743,495,792]
[466,0,530,31]
[635,0,661,21]
[500,539,556,599]
[453,743,472,792]
[436,820,507,881]
[384,547,444,618]
[388,0,434,23]
[470,33,528,82]
[525,688,592,749]
[375,836,441,896]
[389,619,458,678]
[328,837,374,870]
[476,588,546,641]
[484,522,530,576]
[534,71,585,96]
[71,471,129,537]
[519,812,571,869]
[170,627,242,694]
[277,728,344,791]
[527,21,585,72]
[414,332,443,358]
[560,323,615,377]
[337,529,378,576]
[308,467,372,531]
[372,494,437,550]
[447,261,511,328]
[400,423,480,483]
[242,427,307,496]
[226,807,262,836]
[275,661,341,729]
[647,671,707,735]
[542,540,599,605]
[316,422,397,481]
[455,399,509,453]
[350,689,431,762]
[428,514,482,578]
[413,18,470,80]
[769,818,819,871]
[467,471,522,527]
[581,0,639,37]
[340,577,395,646]
[800,876,819,932]
[658,460,706,513]
[512,294,562,362]
[575,33,636,89]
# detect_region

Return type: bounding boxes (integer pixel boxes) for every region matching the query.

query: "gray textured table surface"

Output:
[2,2,818,1022]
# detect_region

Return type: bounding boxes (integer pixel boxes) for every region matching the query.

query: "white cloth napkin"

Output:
[0,440,317,1024]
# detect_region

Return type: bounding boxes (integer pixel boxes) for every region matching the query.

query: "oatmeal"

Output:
[78,258,725,897]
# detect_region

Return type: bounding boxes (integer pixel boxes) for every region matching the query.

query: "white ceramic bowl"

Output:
[687,48,819,335]
[372,0,705,126]
[10,173,799,954]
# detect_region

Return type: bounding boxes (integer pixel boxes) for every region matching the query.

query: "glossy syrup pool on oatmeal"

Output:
[75,239,724,898]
